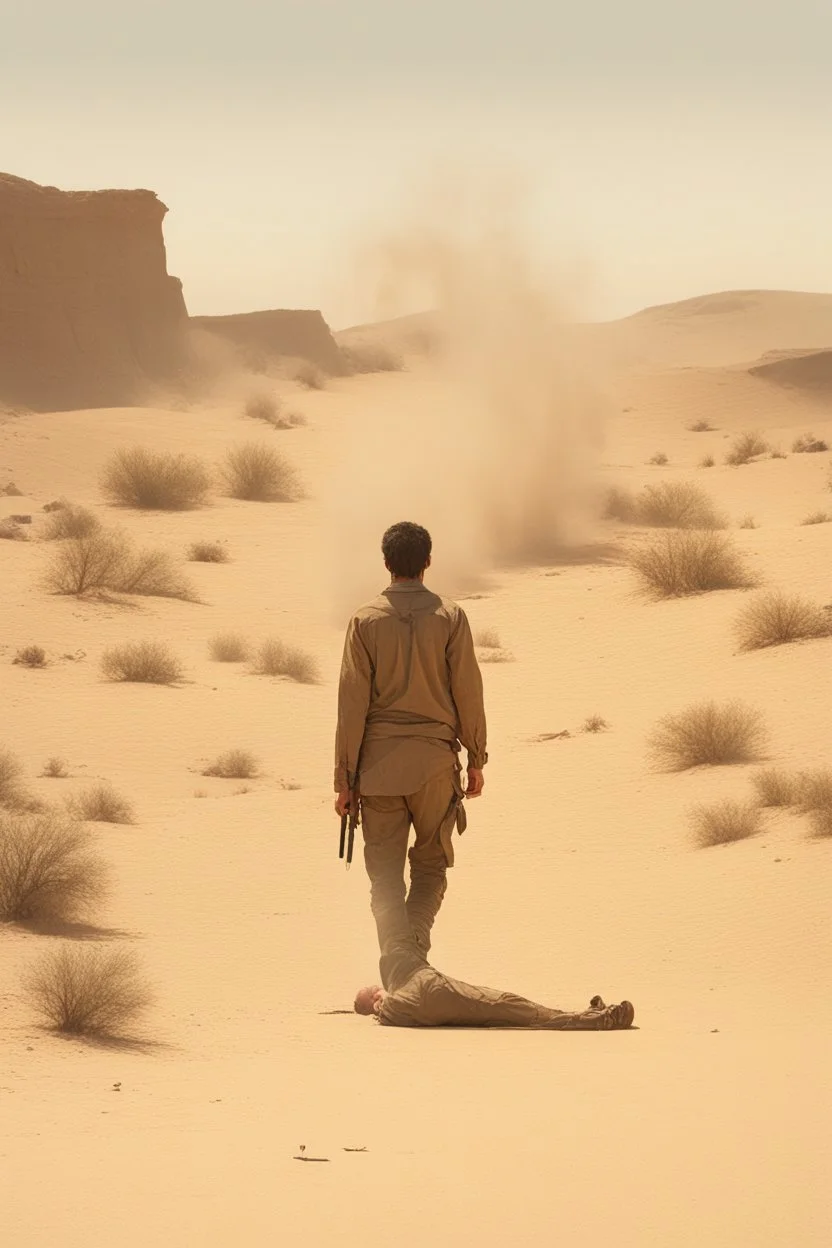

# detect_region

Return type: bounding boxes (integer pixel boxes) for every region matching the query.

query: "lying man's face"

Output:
[354,985,385,1015]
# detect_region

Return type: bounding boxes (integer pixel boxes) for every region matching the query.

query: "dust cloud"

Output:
[325,182,610,619]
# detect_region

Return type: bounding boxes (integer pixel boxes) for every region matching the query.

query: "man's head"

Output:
[354,985,384,1015]
[381,522,432,581]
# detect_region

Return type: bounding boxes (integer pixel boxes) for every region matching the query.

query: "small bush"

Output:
[603,486,636,522]
[698,455,715,468]
[688,419,714,432]
[478,649,514,663]
[253,638,320,684]
[209,632,250,662]
[0,811,107,923]
[629,530,755,597]
[221,443,303,502]
[24,945,152,1036]
[69,783,135,825]
[738,515,758,529]
[791,432,829,454]
[795,768,832,815]
[13,645,47,668]
[769,448,787,460]
[648,451,668,466]
[101,447,212,510]
[690,799,762,848]
[294,363,326,390]
[0,748,27,808]
[733,591,832,651]
[752,767,799,808]
[801,511,831,525]
[101,641,184,685]
[202,750,260,779]
[44,531,194,601]
[2,481,23,496]
[648,701,766,771]
[582,715,609,733]
[0,519,27,540]
[474,627,501,649]
[244,393,306,429]
[725,431,770,466]
[42,505,101,540]
[41,757,69,779]
[188,540,230,563]
[636,482,726,529]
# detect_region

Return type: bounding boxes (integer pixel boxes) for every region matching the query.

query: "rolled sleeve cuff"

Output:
[467,750,488,769]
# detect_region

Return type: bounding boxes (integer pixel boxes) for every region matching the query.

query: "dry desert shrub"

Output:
[24,945,152,1036]
[629,530,755,598]
[801,511,831,525]
[2,481,23,496]
[733,591,832,651]
[41,757,69,779]
[188,540,230,563]
[582,715,609,733]
[221,443,303,502]
[45,530,195,601]
[294,363,326,390]
[0,748,27,808]
[0,519,27,540]
[648,451,669,465]
[68,783,135,825]
[698,455,715,468]
[341,343,404,374]
[202,750,260,779]
[209,631,250,662]
[795,768,832,814]
[478,649,514,663]
[690,799,763,848]
[807,806,832,837]
[0,811,107,924]
[603,486,637,522]
[791,432,829,453]
[244,393,306,429]
[636,482,726,529]
[769,448,787,460]
[752,767,799,808]
[101,641,184,685]
[42,505,101,540]
[648,701,766,771]
[688,419,715,432]
[101,447,212,510]
[725,431,770,466]
[738,515,758,529]
[474,627,501,649]
[13,645,47,668]
[253,638,320,684]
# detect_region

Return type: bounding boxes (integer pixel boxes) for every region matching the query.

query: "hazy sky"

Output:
[4,1,831,326]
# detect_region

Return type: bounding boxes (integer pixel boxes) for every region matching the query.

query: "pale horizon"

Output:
[4,0,832,326]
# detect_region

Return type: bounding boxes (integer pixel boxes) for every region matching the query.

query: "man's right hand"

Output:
[465,768,485,798]
[335,789,355,817]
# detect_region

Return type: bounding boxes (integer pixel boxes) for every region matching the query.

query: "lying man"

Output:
[353,948,635,1031]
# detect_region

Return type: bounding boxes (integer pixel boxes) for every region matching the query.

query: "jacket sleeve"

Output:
[334,617,373,791]
[446,607,488,769]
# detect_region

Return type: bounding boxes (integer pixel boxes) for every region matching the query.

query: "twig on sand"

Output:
[294,1145,330,1163]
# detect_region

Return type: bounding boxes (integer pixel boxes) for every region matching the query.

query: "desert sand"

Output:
[2,287,831,1247]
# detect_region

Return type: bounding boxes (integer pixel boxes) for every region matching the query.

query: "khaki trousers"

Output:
[381,969,614,1030]
[361,768,463,989]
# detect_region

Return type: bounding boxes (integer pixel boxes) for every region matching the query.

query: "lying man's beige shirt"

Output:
[335,581,488,796]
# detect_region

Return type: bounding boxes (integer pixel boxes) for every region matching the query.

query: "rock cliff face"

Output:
[0,173,188,410]
[191,309,346,376]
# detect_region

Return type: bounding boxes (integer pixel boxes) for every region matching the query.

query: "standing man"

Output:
[335,521,487,989]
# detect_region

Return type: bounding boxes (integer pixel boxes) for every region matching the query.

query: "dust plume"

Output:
[326,181,609,618]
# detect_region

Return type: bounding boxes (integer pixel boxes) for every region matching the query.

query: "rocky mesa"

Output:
[0,172,189,411]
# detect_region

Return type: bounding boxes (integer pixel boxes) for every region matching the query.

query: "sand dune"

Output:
[2,288,831,1247]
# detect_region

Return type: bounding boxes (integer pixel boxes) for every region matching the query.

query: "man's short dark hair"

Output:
[381,522,432,579]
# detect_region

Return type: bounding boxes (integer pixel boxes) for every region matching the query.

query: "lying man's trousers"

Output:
[378,966,615,1030]
[361,767,465,989]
